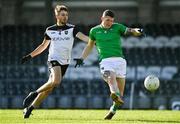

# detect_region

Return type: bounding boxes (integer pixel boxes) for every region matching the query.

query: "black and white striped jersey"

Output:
[44,24,79,65]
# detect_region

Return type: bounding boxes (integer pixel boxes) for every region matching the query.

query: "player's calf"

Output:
[23,91,38,108]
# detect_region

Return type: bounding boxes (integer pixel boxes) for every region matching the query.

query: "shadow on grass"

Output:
[116,119,180,123]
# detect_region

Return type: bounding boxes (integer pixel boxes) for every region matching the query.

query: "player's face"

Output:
[56,10,68,24]
[101,16,114,28]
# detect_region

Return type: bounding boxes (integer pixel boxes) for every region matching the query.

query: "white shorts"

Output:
[99,57,127,78]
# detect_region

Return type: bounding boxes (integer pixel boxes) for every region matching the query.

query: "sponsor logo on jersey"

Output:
[51,32,56,34]
[52,37,70,41]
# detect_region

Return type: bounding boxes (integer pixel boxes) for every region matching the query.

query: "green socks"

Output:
[110,92,121,113]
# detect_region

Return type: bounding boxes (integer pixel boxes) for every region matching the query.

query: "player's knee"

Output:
[52,79,61,87]
[109,76,116,84]
[45,88,53,95]
[103,71,110,79]
[103,71,112,82]
[103,71,115,83]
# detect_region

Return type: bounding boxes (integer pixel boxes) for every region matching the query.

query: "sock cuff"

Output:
[110,106,116,114]
[115,92,121,97]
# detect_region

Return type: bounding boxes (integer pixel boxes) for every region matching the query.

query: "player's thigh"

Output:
[116,77,125,84]
[43,87,53,95]
[50,66,62,84]
[115,58,127,78]
[100,60,117,82]
[100,60,114,76]
[102,70,117,83]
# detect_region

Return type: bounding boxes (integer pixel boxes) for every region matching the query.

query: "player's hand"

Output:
[74,58,84,68]
[132,28,145,36]
[21,55,32,64]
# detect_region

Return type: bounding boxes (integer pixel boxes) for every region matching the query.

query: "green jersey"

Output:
[89,23,127,61]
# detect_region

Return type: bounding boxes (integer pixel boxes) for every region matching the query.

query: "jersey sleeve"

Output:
[89,28,95,41]
[44,29,51,40]
[73,26,80,37]
[118,23,127,35]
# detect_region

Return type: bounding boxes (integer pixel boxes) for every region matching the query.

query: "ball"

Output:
[144,75,160,91]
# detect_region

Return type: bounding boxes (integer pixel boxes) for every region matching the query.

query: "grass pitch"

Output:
[0,109,180,124]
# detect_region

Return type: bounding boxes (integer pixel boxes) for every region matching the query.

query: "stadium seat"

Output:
[170,36,180,47]
[146,66,161,77]
[137,96,151,109]
[74,96,88,108]
[42,96,56,108]
[126,37,140,47]
[153,96,167,109]
[164,41,178,48]
[170,96,180,110]
[155,36,169,45]
[0,96,8,108]
[121,96,130,109]
[160,66,178,80]
[57,79,72,95]
[104,97,112,109]
[11,96,24,108]
[136,40,149,48]
[173,68,180,80]
[141,36,154,45]
[126,66,135,80]
[122,95,139,109]
[57,95,72,108]
[88,66,101,79]
[90,82,102,95]
[137,66,147,80]
[150,40,164,48]
[89,96,104,108]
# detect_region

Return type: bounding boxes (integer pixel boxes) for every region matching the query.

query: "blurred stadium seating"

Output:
[0,24,180,109]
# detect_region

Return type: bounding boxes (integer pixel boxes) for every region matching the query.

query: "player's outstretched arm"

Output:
[81,40,95,59]
[21,39,50,64]
[74,40,95,68]
[76,32,89,43]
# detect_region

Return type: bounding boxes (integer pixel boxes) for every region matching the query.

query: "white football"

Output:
[144,75,160,91]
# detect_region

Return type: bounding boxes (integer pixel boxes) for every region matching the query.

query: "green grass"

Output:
[0,109,180,124]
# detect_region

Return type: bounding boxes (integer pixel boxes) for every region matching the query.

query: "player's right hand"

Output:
[74,58,84,68]
[21,55,32,64]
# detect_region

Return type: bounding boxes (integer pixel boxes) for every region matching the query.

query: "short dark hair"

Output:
[102,10,114,18]
[54,5,68,15]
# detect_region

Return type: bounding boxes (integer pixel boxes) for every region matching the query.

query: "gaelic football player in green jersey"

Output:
[74,10,143,120]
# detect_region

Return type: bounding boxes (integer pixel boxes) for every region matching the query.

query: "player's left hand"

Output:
[74,58,84,68]
[21,54,32,64]
[132,28,145,36]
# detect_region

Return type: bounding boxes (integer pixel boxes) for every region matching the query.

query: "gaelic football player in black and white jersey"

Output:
[21,5,89,118]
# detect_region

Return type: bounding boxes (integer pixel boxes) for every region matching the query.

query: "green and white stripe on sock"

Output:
[110,102,119,114]
[109,91,121,113]
[115,92,121,97]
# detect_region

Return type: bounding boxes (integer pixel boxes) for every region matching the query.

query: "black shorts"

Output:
[47,60,69,77]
